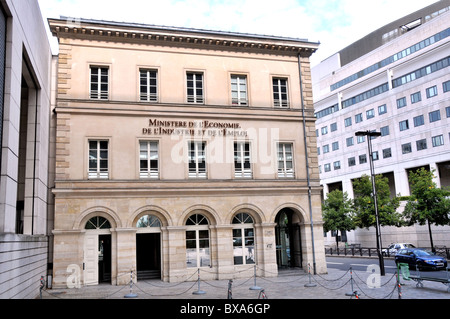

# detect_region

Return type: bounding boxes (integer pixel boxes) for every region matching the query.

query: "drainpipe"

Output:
[298,54,316,274]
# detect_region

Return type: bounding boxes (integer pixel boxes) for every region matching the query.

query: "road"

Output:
[326,256,449,280]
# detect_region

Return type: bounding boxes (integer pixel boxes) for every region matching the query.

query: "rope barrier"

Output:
[38,265,415,300]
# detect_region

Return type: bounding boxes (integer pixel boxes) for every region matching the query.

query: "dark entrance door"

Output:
[275,209,302,268]
[98,234,111,283]
[136,233,161,280]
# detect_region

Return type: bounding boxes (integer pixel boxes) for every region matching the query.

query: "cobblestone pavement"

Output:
[40,267,449,300]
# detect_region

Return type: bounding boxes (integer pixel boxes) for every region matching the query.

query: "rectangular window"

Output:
[330,122,337,132]
[344,117,352,127]
[234,142,252,178]
[90,66,109,100]
[324,163,331,172]
[348,157,356,167]
[429,110,441,123]
[446,106,450,118]
[346,137,354,147]
[443,80,450,93]
[399,120,409,131]
[411,91,422,104]
[140,69,158,102]
[355,113,363,123]
[366,109,375,119]
[414,115,424,127]
[402,143,412,154]
[323,144,329,154]
[277,143,294,178]
[186,229,210,268]
[333,161,341,170]
[416,139,427,151]
[231,75,248,106]
[188,141,207,178]
[432,135,444,147]
[357,135,365,144]
[187,72,204,104]
[332,141,339,151]
[372,151,379,161]
[273,78,289,108]
[383,148,392,159]
[426,85,438,98]
[380,126,390,136]
[396,97,407,109]
[321,126,328,135]
[88,140,108,179]
[359,154,367,164]
[139,141,159,179]
[233,228,255,265]
[378,104,387,115]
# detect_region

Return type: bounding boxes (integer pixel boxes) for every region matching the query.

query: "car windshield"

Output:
[405,244,416,248]
[414,250,431,257]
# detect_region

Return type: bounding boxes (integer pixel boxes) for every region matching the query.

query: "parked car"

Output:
[382,243,416,256]
[395,248,448,270]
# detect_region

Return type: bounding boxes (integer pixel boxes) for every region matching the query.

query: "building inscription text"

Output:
[142,119,248,137]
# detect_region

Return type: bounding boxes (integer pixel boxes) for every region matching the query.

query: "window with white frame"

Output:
[234,142,252,178]
[232,213,255,265]
[186,214,210,268]
[231,75,248,106]
[139,141,159,179]
[88,140,108,179]
[187,72,204,104]
[90,66,109,100]
[426,85,438,98]
[273,77,289,108]
[432,135,444,147]
[277,143,294,178]
[188,141,207,178]
[140,69,158,102]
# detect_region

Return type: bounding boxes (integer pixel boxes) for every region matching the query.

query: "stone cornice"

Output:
[48,17,319,57]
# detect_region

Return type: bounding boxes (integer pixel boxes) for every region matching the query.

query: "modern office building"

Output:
[0,0,53,298]
[48,17,326,287]
[312,1,450,247]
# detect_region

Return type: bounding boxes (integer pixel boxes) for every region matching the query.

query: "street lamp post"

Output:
[355,130,385,276]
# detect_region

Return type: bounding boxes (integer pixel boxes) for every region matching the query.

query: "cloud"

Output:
[38,0,440,65]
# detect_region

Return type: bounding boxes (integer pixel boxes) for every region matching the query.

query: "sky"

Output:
[37,0,440,66]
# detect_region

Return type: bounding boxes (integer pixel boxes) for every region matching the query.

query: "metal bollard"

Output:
[39,276,45,299]
[249,264,262,290]
[304,263,317,287]
[124,270,138,298]
[192,268,206,295]
[227,279,233,299]
[345,267,356,296]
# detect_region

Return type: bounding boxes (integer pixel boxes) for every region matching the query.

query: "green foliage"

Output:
[403,168,450,226]
[352,174,402,229]
[322,190,355,233]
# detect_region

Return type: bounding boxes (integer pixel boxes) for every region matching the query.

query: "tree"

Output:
[322,190,355,248]
[403,168,450,252]
[352,174,402,229]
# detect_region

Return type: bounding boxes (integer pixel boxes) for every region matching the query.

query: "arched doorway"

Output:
[84,216,112,285]
[275,209,302,268]
[136,214,162,280]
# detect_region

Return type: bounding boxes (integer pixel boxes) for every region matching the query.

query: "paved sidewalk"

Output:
[40,267,450,300]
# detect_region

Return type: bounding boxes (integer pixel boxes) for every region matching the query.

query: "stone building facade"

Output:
[48,17,325,287]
